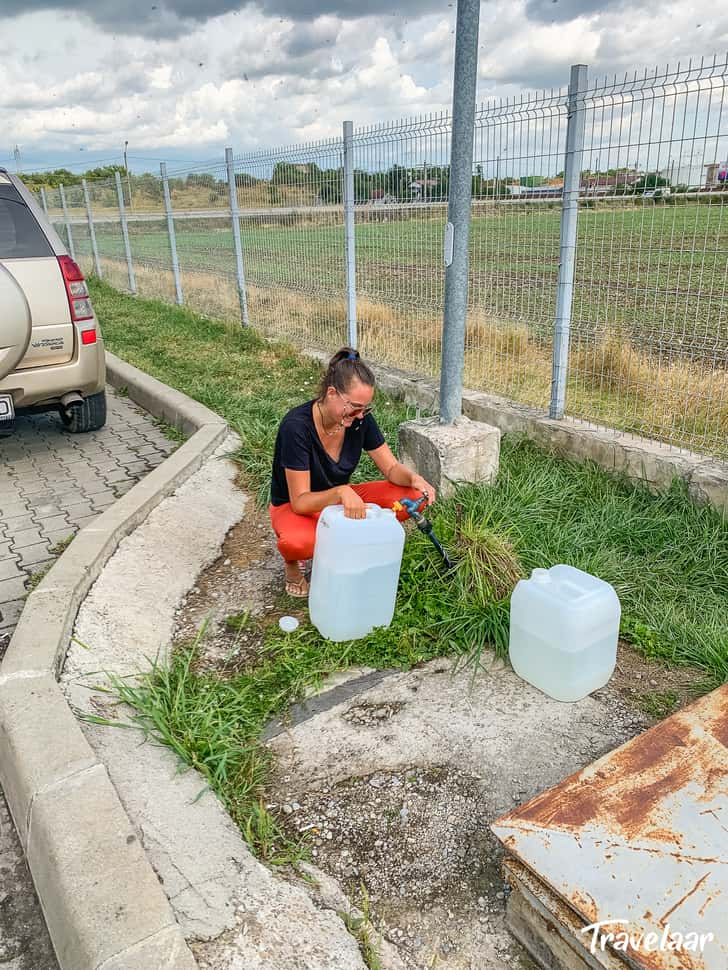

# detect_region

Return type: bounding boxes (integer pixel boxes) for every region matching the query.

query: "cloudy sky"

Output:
[1,0,726,175]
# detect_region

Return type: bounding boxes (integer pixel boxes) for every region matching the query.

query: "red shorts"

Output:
[269,480,422,562]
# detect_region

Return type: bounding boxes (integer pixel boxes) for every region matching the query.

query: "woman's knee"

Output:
[277,532,315,561]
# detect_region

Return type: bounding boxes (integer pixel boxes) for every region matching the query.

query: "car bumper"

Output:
[0,336,106,409]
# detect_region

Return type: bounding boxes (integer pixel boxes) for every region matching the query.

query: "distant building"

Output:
[508,171,642,198]
[581,172,642,195]
[409,178,440,201]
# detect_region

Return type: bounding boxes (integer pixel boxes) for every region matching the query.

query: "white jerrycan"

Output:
[509,564,620,702]
[309,504,405,642]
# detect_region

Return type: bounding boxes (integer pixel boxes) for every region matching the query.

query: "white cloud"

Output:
[2,0,728,173]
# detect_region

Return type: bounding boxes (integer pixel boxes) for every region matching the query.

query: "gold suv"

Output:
[0,168,106,436]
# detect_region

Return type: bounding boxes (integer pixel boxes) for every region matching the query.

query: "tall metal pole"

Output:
[439,0,480,424]
[124,139,133,211]
[160,162,183,305]
[343,120,357,349]
[225,147,250,326]
[59,184,76,261]
[81,178,102,278]
[39,187,50,221]
[115,171,136,294]
[549,64,588,420]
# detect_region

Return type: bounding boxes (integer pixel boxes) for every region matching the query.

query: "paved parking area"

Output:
[0,388,176,647]
[0,387,177,969]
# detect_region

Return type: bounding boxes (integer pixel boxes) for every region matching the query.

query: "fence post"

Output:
[59,184,76,261]
[439,0,481,423]
[39,187,50,220]
[115,171,136,295]
[549,63,588,420]
[81,178,102,278]
[160,162,183,305]
[342,120,357,349]
[225,147,249,326]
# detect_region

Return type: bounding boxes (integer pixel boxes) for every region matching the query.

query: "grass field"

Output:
[84,201,728,340]
[70,200,728,457]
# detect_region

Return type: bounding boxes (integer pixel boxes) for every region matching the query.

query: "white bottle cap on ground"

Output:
[279,615,299,633]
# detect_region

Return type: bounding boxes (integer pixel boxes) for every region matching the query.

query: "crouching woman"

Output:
[269,347,435,597]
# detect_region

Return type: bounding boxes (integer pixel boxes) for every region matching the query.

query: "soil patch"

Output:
[273,764,533,969]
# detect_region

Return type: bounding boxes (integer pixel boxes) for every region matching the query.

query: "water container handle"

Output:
[364,503,380,518]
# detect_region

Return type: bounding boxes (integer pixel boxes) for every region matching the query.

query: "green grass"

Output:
[91,279,727,862]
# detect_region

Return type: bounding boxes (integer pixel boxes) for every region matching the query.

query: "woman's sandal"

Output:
[285,576,310,598]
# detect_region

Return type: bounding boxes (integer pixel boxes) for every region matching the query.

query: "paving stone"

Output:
[36,515,70,535]
[105,468,133,484]
[18,481,50,497]
[113,480,136,496]
[33,503,63,517]
[3,514,37,533]
[60,503,95,522]
[85,488,116,505]
[10,528,43,550]
[0,576,28,602]
[15,542,52,568]
[0,500,29,519]
[0,558,23,583]
[124,460,152,476]
[44,530,75,550]
[0,599,25,630]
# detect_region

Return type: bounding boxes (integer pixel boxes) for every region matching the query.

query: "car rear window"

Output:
[0,184,54,259]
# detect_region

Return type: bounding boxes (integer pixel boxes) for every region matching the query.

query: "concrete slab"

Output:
[0,673,96,846]
[264,655,648,969]
[27,765,177,970]
[398,415,501,499]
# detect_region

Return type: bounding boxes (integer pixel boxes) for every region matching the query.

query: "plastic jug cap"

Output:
[279,616,300,633]
[531,568,551,583]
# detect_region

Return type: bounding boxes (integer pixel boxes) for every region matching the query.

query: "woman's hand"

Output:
[337,485,367,519]
[411,474,436,505]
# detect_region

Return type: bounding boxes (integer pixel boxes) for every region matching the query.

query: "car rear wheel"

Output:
[61,390,107,433]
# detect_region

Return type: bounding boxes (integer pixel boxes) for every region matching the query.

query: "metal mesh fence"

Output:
[567,58,728,456]
[231,140,347,350]
[27,55,728,461]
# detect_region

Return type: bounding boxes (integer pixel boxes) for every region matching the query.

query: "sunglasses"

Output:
[335,388,374,417]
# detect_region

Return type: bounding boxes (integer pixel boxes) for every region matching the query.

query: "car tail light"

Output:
[58,255,95,323]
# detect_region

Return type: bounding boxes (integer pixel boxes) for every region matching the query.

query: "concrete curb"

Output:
[0,353,229,970]
[303,348,728,514]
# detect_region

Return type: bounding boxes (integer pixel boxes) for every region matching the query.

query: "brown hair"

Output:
[317,347,375,401]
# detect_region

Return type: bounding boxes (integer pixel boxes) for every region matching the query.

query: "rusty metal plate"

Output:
[492,685,728,970]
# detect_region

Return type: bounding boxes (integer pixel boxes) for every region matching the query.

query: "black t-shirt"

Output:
[270,400,386,506]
